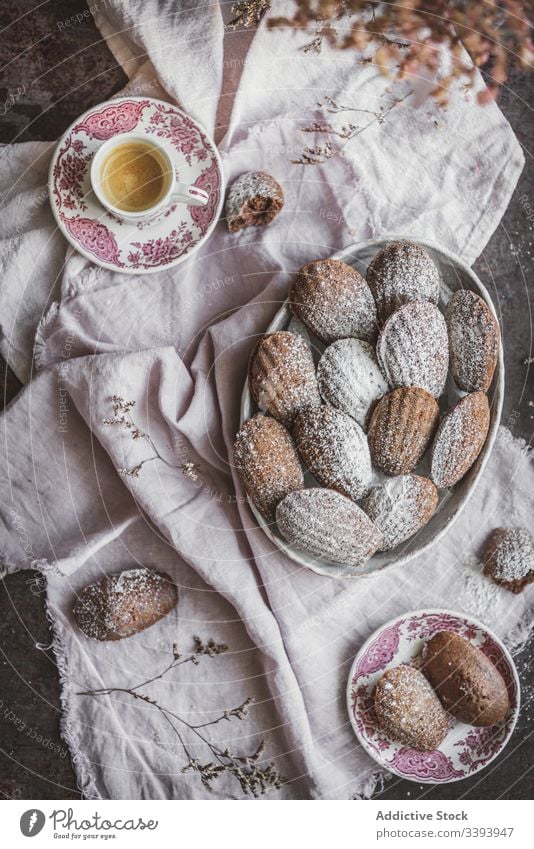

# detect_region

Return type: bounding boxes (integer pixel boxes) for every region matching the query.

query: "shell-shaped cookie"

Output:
[430,391,490,488]
[249,331,321,427]
[73,569,178,641]
[317,338,389,428]
[293,405,373,500]
[446,290,500,392]
[362,474,439,551]
[367,240,440,324]
[377,300,449,398]
[276,488,383,566]
[422,631,509,726]
[289,258,377,344]
[483,527,534,594]
[234,415,304,522]
[374,665,449,751]
[367,387,439,476]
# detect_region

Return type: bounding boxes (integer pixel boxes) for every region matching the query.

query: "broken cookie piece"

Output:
[225,171,284,232]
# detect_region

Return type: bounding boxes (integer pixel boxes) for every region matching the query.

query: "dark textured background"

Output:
[0,0,532,800]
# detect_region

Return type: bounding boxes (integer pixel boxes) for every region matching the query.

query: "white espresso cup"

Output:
[90,132,209,222]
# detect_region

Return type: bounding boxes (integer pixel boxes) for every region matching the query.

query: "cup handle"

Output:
[172,182,209,207]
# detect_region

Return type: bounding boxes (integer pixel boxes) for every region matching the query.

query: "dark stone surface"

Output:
[0,2,532,801]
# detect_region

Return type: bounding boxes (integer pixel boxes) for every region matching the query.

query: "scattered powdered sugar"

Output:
[290,259,377,344]
[377,300,449,398]
[446,290,499,393]
[366,241,440,324]
[431,391,490,488]
[293,404,373,500]
[374,665,449,751]
[276,488,383,567]
[484,527,534,589]
[317,338,388,428]
[225,171,284,232]
[362,474,438,551]
[461,555,501,619]
[234,415,304,522]
[250,331,321,427]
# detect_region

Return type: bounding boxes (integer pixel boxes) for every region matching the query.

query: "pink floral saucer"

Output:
[48,96,224,274]
[347,609,520,783]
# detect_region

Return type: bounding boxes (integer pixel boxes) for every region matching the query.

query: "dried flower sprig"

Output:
[78,638,286,797]
[293,89,413,164]
[180,461,201,483]
[227,0,271,30]
[269,0,533,106]
[103,396,202,481]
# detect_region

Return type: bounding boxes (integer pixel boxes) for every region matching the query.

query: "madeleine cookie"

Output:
[249,331,321,427]
[234,415,304,522]
[226,171,284,232]
[317,338,388,428]
[362,474,438,551]
[367,387,439,476]
[367,241,440,324]
[289,258,377,344]
[377,300,449,398]
[483,527,534,594]
[446,290,500,392]
[73,569,178,641]
[430,391,490,488]
[276,488,383,566]
[422,631,509,726]
[293,405,372,500]
[374,665,449,751]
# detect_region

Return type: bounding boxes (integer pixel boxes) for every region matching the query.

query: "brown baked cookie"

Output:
[249,331,321,427]
[234,415,304,522]
[276,488,383,567]
[377,300,449,398]
[446,290,500,392]
[293,405,372,500]
[483,527,534,594]
[73,568,178,641]
[362,474,439,551]
[422,631,510,726]
[367,241,440,324]
[430,391,490,489]
[225,171,284,232]
[367,387,439,476]
[289,258,377,344]
[374,665,449,751]
[317,338,388,429]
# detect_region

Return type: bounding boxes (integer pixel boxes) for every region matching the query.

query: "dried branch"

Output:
[293,88,413,164]
[78,638,286,797]
[227,0,271,30]
[268,0,534,106]
[103,396,201,482]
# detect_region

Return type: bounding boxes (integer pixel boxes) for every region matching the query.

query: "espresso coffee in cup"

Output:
[99,141,171,213]
[90,132,209,222]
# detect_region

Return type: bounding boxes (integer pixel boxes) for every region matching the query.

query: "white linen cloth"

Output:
[0,1,532,799]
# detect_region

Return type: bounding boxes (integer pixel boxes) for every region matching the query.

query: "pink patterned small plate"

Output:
[347,609,520,783]
[48,96,224,274]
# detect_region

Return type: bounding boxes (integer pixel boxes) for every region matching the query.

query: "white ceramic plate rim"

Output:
[48,95,225,275]
[345,607,520,784]
[239,236,504,579]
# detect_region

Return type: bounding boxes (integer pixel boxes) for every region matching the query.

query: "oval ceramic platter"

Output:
[346,609,520,783]
[240,237,504,579]
[48,96,224,274]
